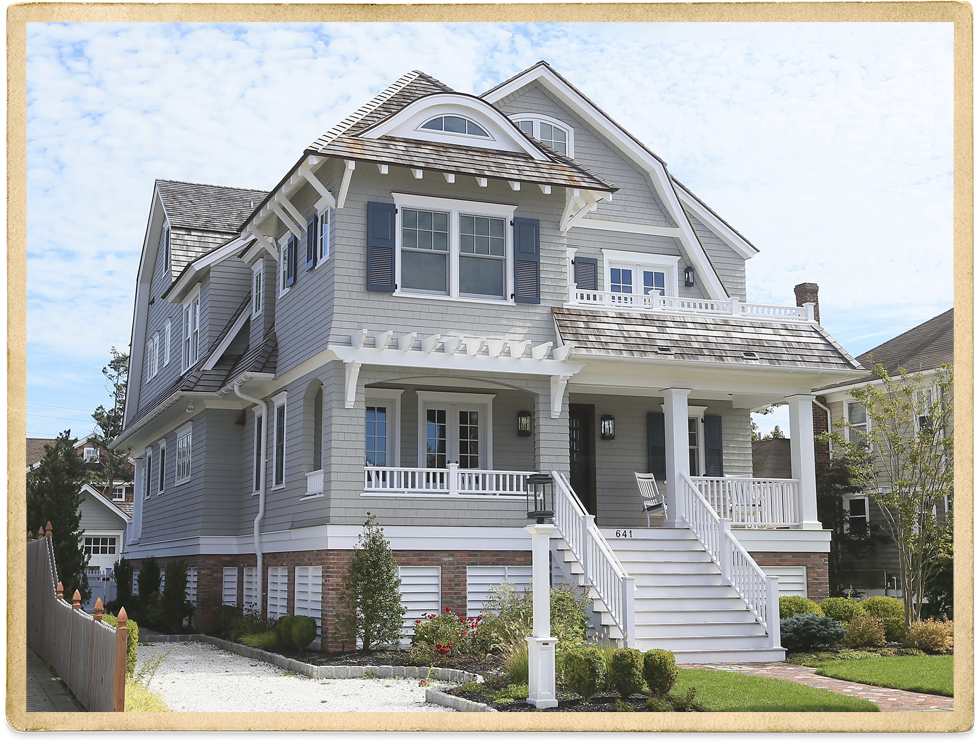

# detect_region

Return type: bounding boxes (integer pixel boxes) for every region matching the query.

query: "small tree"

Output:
[27,430,91,603]
[337,513,405,652]
[137,557,162,606]
[89,348,133,496]
[159,559,196,631]
[831,362,953,628]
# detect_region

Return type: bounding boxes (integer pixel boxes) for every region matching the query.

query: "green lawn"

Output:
[674,669,879,712]
[814,656,953,697]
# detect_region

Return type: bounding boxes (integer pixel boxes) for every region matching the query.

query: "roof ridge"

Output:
[155,178,268,195]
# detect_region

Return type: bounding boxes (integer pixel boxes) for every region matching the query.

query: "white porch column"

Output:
[785,394,822,529]
[525,523,559,709]
[661,388,691,528]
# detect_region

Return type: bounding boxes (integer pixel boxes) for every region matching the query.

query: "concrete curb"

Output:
[426,687,498,712]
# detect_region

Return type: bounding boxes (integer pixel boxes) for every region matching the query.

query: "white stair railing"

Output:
[551,471,635,647]
[680,474,781,649]
[693,477,801,527]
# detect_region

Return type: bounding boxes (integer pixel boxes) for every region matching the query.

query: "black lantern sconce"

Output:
[526,473,555,523]
[600,415,616,440]
[517,411,533,437]
[684,266,696,287]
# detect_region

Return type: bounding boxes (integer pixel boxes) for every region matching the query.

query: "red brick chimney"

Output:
[794,282,820,323]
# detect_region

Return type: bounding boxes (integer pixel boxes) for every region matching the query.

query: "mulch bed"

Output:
[289,648,505,679]
[446,685,698,712]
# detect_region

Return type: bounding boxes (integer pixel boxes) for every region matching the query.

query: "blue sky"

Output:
[22,21,954,439]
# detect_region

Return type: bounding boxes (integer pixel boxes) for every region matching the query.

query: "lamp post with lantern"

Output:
[525,473,559,709]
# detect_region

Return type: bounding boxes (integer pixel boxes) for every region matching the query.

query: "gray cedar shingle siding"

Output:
[686,212,747,302]
[554,308,861,370]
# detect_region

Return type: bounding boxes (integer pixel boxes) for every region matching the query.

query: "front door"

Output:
[569,404,597,518]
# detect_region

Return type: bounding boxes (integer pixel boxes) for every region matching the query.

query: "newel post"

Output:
[718,520,733,585]
[448,462,460,496]
[113,608,129,712]
[581,514,594,586]
[766,577,782,649]
[525,523,558,710]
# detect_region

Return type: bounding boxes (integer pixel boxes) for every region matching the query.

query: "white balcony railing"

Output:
[363,464,532,497]
[568,286,815,324]
[306,470,324,496]
[692,477,801,528]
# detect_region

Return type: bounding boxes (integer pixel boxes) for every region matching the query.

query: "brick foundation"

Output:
[129,548,530,651]
[748,551,829,601]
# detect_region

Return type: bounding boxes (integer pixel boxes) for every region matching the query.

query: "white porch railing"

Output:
[363,465,531,497]
[306,470,324,496]
[552,471,635,647]
[692,477,801,527]
[680,475,781,649]
[568,286,815,324]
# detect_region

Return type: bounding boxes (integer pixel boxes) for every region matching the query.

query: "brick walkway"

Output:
[682,662,953,711]
[26,648,82,712]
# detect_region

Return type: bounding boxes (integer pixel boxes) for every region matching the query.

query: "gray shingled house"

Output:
[812,308,953,596]
[113,62,864,662]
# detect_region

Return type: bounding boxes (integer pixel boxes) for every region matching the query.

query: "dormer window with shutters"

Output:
[367,194,540,305]
[279,232,296,296]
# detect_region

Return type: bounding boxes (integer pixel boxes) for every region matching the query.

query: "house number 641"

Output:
[614,530,633,538]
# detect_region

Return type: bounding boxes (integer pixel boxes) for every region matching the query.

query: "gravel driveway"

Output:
[135,641,456,712]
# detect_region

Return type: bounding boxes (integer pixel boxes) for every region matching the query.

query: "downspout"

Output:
[235,382,268,614]
[813,398,833,457]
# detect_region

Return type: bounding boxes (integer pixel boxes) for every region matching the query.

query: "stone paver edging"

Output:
[425,687,498,712]
[143,633,482,685]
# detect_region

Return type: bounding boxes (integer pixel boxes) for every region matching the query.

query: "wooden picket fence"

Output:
[26,523,127,711]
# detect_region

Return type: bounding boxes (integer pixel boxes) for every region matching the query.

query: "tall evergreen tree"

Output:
[27,430,91,603]
[89,347,132,495]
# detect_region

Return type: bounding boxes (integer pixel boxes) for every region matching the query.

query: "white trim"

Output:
[278,234,292,297]
[361,93,548,160]
[202,305,251,371]
[843,492,870,534]
[510,112,575,157]
[674,182,759,259]
[271,392,288,489]
[572,218,682,238]
[845,399,870,445]
[181,285,202,373]
[392,193,516,303]
[79,484,132,523]
[317,206,332,263]
[251,259,264,319]
[415,113,496,142]
[164,233,253,305]
[416,391,495,469]
[156,439,167,495]
[175,423,192,486]
[163,319,171,366]
[365,388,403,469]
[603,249,682,298]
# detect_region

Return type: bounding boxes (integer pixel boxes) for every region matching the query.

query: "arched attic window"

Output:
[419,115,491,139]
[512,115,573,156]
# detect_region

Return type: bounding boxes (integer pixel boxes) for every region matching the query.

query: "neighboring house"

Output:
[812,308,954,597]
[113,62,863,663]
[752,438,792,480]
[27,434,136,504]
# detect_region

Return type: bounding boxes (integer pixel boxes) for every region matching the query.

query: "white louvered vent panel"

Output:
[267,566,289,618]
[466,566,532,618]
[760,566,808,598]
[243,567,259,613]
[185,568,198,604]
[222,567,238,607]
[397,566,441,642]
[132,571,139,597]
[294,566,323,639]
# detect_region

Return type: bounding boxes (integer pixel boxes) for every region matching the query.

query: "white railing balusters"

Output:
[551,471,634,647]
[567,288,812,324]
[363,466,531,497]
[692,477,801,528]
[680,475,780,649]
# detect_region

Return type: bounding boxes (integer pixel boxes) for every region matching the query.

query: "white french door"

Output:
[417,392,494,469]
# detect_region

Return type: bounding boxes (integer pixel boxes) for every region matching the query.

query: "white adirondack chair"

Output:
[635,472,666,527]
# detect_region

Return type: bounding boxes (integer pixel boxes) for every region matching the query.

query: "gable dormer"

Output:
[359,93,549,160]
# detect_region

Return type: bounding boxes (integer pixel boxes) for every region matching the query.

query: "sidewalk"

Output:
[683,662,954,712]
[26,648,83,712]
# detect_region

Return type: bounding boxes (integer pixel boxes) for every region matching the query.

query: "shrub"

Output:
[337,513,406,652]
[159,559,195,632]
[478,582,591,656]
[670,687,699,712]
[241,630,279,651]
[111,558,134,611]
[564,646,606,702]
[137,557,161,603]
[102,612,139,677]
[212,605,243,639]
[491,683,529,705]
[276,616,296,649]
[820,597,866,624]
[610,648,645,699]
[290,616,317,650]
[861,597,906,642]
[409,607,483,661]
[645,695,670,712]
[905,619,953,654]
[845,615,886,647]
[779,595,823,619]
[780,613,846,652]
[502,641,529,685]
[642,649,677,697]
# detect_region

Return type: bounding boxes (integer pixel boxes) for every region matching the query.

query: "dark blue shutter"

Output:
[705,414,724,477]
[367,201,397,292]
[647,412,666,481]
[513,217,540,304]
[306,214,318,271]
[285,236,296,287]
[574,256,598,290]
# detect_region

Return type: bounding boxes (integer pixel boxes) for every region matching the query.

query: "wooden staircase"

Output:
[553,527,786,664]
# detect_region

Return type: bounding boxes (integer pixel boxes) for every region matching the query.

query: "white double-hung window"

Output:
[175,424,192,485]
[252,260,264,318]
[846,401,869,446]
[394,193,515,302]
[511,114,574,156]
[182,290,201,372]
[318,207,332,262]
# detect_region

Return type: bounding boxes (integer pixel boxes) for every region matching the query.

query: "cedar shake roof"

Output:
[118,502,134,518]
[156,180,268,234]
[752,438,793,479]
[302,69,617,193]
[823,309,954,389]
[310,135,616,192]
[553,308,863,371]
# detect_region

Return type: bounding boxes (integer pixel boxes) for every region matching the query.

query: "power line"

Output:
[27,402,99,413]
[27,413,97,424]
